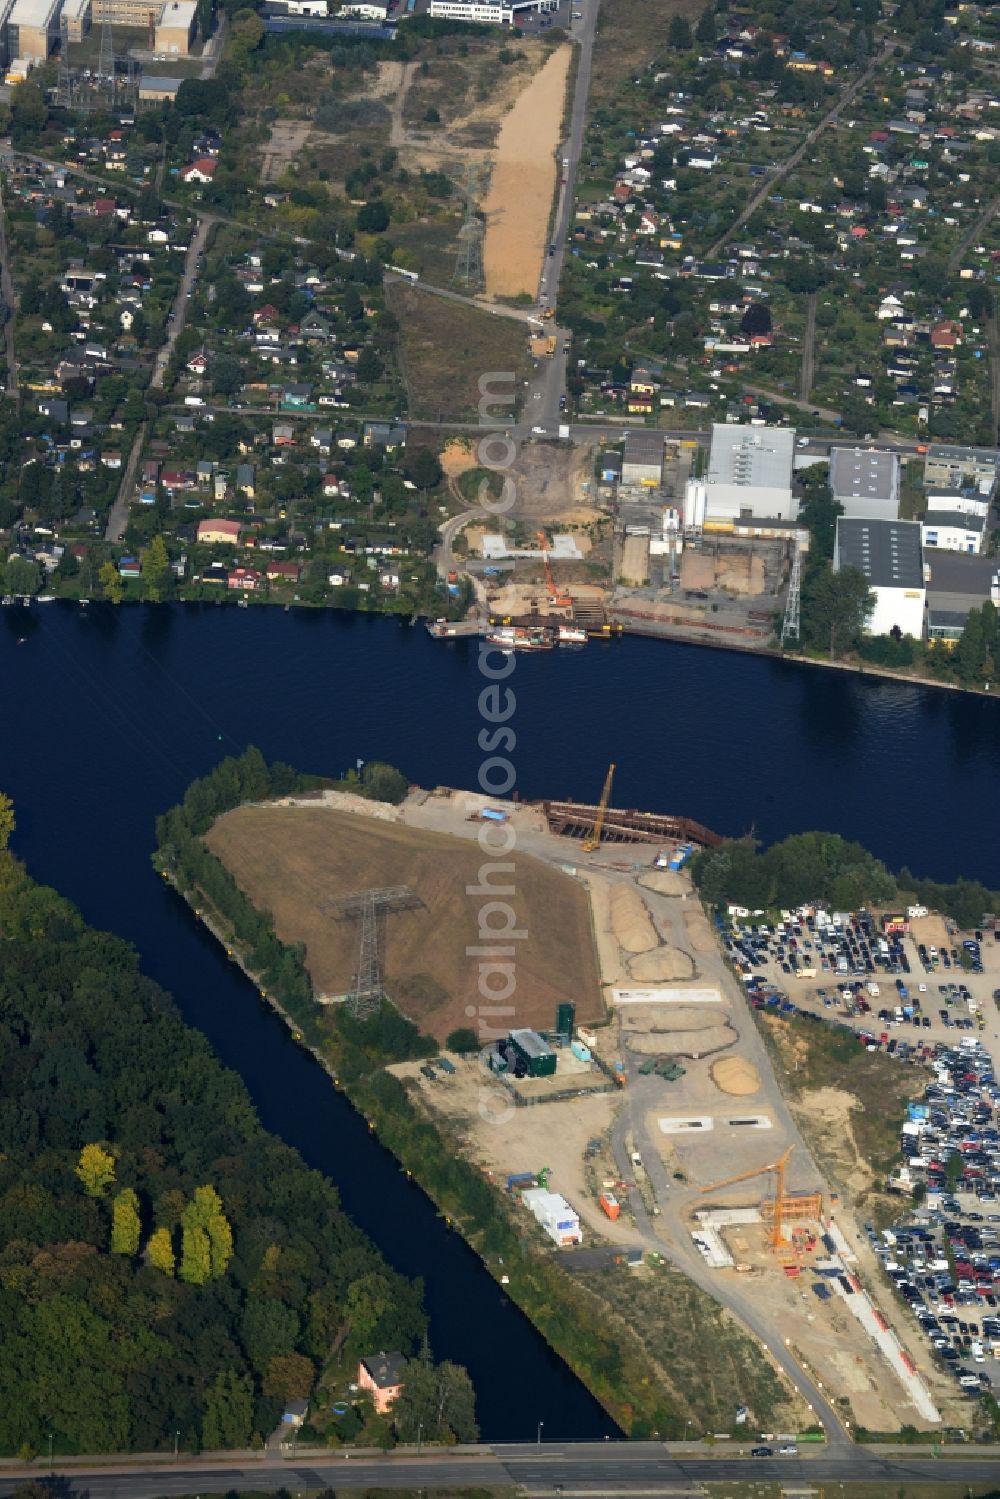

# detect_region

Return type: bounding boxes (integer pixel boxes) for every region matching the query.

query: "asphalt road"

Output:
[8,1441,1000,1496]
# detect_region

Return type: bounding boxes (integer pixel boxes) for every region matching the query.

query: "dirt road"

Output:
[482,44,572,298]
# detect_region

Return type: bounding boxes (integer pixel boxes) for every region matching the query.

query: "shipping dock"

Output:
[538,797,723,849]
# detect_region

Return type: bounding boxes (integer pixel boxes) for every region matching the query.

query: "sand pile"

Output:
[711,1056,761,1096]
[639,871,687,897]
[684,905,716,954]
[629,948,695,981]
[610,885,658,954]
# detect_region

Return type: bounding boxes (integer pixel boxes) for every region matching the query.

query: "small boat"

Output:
[37,595,56,603]
[484,626,553,651]
[237,596,249,609]
[79,598,89,608]
[557,624,587,646]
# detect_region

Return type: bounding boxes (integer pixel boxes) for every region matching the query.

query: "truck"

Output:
[506,1171,536,1191]
[558,423,570,439]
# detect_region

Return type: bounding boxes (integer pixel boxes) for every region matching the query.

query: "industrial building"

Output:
[508,1028,556,1078]
[925,551,1000,645]
[829,447,900,522]
[62,0,91,39]
[522,1188,582,1247]
[137,72,181,100]
[7,0,59,59]
[833,516,925,638]
[923,443,1000,496]
[698,423,797,523]
[154,0,195,53]
[621,431,665,488]
[428,0,548,20]
[920,504,988,555]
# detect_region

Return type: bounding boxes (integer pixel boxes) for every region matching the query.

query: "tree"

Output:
[797,470,843,561]
[211,355,243,397]
[75,1143,116,1197]
[99,560,124,604]
[179,1219,212,1285]
[668,13,692,48]
[193,1184,233,1277]
[362,762,409,804]
[445,1027,479,1054]
[263,1352,315,1400]
[392,1349,478,1444]
[4,554,41,596]
[406,449,443,492]
[357,200,390,234]
[355,346,383,384]
[241,1297,300,1372]
[696,5,716,46]
[111,1187,142,1256]
[202,1371,254,1450]
[143,535,172,604]
[0,791,14,852]
[146,1225,176,1276]
[801,565,875,658]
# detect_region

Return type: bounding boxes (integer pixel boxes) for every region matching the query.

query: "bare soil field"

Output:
[388,284,531,421]
[483,44,572,297]
[260,120,313,183]
[206,803,603,1040]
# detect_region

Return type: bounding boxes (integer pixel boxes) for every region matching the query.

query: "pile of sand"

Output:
[684,905,717,954]
[627,1024,734,1057]
[610,885,658,954]
[440,439,475,477]
[711,1056,761,1096]
[629,948,695,982]
[639,870,687,897]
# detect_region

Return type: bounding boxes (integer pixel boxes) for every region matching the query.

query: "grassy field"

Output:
[589,0,701,107]
[205,804,603,1040]
[387,283,530,421]
[574,1264,803,1434]
[757,1012,924,1219]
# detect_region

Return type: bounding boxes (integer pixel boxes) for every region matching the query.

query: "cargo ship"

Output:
[484,625,554,651]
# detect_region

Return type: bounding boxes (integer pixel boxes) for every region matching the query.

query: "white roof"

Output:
[62,0,92,18]
[157,0,197,21]
[9,0,59,27]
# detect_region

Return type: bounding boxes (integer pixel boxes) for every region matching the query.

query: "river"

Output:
[2,601,1000,1437]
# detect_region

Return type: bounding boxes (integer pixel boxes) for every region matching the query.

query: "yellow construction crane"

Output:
[700,1145,820,1251]
[582,762,616,853]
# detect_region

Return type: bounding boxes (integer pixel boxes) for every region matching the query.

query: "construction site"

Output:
[204,764,968,1434]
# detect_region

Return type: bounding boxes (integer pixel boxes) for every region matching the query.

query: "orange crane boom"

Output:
[582,762,616,853]
[700,1146,798,1250]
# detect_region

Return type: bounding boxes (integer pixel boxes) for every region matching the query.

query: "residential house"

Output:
[181,159,218,184]
[197,518,242,545]
[357,1353,406,1415]
[228,566,264,592]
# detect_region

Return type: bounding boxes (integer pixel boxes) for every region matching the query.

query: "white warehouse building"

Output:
[521,1188,582,1247]
[920,492,989,555]
[834,516,925,638]
[428,0,548,19]
[699,423,797,523]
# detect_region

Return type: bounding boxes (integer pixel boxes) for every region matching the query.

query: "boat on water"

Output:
[557,624,587,646]
[484,626,553,652]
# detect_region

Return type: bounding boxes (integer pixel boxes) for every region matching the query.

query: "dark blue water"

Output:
[2,601,1000,1437]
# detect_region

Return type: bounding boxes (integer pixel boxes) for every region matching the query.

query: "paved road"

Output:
[706,45,893,260]
[798,291,817,403]
[0,170,17,398]
[105,215,213,542]
[947,191,1000,275]
[7,1441,1000,1496]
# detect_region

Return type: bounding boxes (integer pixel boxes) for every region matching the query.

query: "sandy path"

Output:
[482,44,571,298]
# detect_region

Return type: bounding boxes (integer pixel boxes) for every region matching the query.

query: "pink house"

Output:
[357,1352,406,1415]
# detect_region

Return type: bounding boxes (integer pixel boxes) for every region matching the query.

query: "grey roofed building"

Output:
[707,422,795,490]
[360,1351,407,1389]
[508,1028,554,1061]
[924,550,999,613]
[834,516,923,588]
[829,446,900,520]
[922,507,987,534]
[621,430,665,486]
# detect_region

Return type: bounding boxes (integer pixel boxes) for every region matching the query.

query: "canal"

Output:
[2,601,999,1436]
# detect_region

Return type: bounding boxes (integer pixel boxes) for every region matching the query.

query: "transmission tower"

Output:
[97,8,115,100]
[326,885,423,1020]
[454,161,487,290]
[55,12,74,108]
[781,531,805,646]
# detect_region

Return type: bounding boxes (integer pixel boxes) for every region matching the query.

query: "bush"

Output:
[445,1027,479,1054]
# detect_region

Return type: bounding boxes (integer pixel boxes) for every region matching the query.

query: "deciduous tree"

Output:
[99,560,124,604]
[146,1225,176,1276]
[111,1187,141,1256]
[74,1143,116,1197]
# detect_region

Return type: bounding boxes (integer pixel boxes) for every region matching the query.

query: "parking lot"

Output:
[721,902,1000,1410]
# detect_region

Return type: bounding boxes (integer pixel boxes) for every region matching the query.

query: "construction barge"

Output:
[538,798,723,849]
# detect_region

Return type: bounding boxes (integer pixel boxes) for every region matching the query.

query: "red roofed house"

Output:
[253,304,281,326]
[265,560,300,583]
[931,319,963,349]
[228,566,264,592]
[182,159,217,184]
[198,518,242,545]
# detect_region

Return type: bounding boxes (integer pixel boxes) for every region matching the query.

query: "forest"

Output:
[0,834,436,1458]
[692,829,1000,930]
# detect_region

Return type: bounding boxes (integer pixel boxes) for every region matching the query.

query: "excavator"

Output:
[537,530,572,608]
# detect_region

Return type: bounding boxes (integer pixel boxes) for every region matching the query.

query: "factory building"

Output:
[154,0,195,52]
[621,431,665,488]
[829,446,900,522]
[62,0,92,39]
[522,1188,582,1247]
[834,516,925,638]
[697,423,797,523]
[428,0,548,20]
[508,1028,556,1078]
[923,443,1000,497]
[7,0,60,59]
[921,506,988,555]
